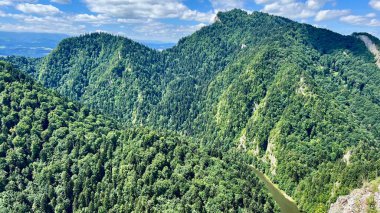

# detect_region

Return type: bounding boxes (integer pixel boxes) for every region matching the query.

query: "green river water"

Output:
[249,166,301,213]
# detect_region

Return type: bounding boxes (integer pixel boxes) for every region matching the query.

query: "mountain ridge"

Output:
[3,9,380,212]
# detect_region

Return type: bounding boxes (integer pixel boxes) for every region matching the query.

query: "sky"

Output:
[0,0,379,43]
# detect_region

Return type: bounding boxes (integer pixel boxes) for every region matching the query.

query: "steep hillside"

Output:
[38,33,166,123]
[5,9,380,212]
[329,178,380,213]
[0,61,278,212]
[355,33,380,68]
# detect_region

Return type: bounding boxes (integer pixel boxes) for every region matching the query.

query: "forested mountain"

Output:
[0,61,279,212]
[3,9,380,212]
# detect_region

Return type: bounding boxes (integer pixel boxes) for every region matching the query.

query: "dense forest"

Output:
[0,61,279,212]
[3,9,380,212]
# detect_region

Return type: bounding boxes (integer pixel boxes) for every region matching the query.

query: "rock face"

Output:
[358,35,380,69]
[329,179,380,213]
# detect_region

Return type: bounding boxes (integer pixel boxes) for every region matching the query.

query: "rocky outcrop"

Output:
[358,35,380,69]
[329,179,380,213]
[343,150,351,165]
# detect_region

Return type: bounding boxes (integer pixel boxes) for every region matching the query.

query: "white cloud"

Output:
[306,0,330,10]
[117,18,152,24]
[73,14,110,25]
[3,0,376,43]
[82,0,214,23]
[16,3,61,15]
[254,0,271,3]
[370,0,380,10]
[51,0,71,4]
[0,0,38,7]
[0,7,208,42]
[209,0,245,10]
[367,13,377,18]
[261,2,314,19]
[0,10,89,34]
[315,9,350,21]
[0,22,85,34]
[0,0,11,6]
[130,21,207,42]
[0,0,37,6]
[254,0,332,19]
[340,15,380,27]
[254,0,380,30]
[0,13,86,34]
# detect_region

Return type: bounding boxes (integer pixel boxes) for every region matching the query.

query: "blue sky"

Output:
[0,0,379,43]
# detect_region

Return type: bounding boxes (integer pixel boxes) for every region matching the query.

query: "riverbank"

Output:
[249,166,301,213]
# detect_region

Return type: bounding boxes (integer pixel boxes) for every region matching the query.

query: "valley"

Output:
[250,166,300,213]
[1,9,380,212]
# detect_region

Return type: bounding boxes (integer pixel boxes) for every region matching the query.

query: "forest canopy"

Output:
[2,9,380,212]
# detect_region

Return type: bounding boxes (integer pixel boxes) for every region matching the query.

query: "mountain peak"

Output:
[216,8,249,19]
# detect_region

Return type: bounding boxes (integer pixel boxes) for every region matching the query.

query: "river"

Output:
[249,166,301,213]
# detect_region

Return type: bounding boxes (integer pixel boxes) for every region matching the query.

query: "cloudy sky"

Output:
[0,0,379,43]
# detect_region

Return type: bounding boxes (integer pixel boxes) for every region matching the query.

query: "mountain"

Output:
[4,9,380,212]
[0,61,279,212]
[0,32,68,57]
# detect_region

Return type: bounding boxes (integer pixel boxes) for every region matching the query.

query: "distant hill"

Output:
[0,32,175,58]
[139,41,176,50]
[0,32,68,57]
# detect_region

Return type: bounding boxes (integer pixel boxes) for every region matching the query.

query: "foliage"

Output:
[0,61,277,212]
[3,9,380,212]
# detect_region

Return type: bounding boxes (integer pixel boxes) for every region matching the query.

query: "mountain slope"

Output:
[0,61,278,212]
[5,9,380,212]
[355,32,380,68]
